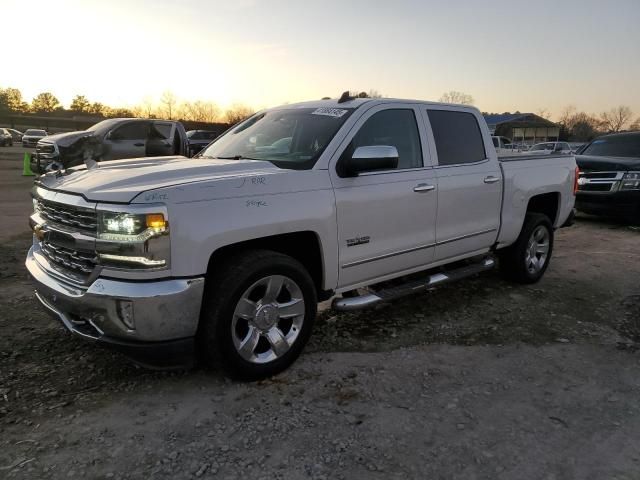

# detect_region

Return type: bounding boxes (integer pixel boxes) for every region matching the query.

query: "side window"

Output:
[347,109,423,170]
[427,110,486,166]
[151,122,173,139]
[111,122,148,141]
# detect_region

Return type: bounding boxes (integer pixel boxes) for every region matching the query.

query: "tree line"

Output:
[443,90,639,142]
[2,86,638,140]
[0,87,255,125]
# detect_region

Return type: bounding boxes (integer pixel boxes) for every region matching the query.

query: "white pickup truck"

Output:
[26,95,578,379]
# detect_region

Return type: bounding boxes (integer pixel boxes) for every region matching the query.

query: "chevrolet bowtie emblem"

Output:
[33,224,46,241]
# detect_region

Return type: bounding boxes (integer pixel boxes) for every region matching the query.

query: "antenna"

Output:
[338,91,352,104]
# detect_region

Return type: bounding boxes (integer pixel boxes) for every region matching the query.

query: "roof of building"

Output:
[483,113,557,127]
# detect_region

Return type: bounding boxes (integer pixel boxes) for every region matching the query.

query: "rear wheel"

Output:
[499,213,553,284]
[199,250,317,380]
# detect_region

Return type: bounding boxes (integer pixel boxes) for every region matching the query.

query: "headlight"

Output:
[620,172,640,191]
[96,209,170,269]
[98,212,168,241]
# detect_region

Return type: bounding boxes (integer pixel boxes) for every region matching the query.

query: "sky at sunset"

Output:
[1,0,639,118]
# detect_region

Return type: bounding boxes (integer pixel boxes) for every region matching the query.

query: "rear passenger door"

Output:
[424,108,502,262]
[146,121,176,156]
[331,104,438,289]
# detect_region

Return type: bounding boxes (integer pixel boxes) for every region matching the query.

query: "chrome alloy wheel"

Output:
[231,275,306,364]
[525,225,550,274]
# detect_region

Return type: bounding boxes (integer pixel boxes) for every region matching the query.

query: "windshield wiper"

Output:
[216,155,261,161]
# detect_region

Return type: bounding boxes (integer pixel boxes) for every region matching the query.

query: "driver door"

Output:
[105,121,148,160]
[330,104,438,289]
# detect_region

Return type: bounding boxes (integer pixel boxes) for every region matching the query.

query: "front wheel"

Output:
[199,250,317,380]
[499,213,554,284]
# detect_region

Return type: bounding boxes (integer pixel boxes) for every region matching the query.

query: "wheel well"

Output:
[206,231,326,296]
[526,193,559,224]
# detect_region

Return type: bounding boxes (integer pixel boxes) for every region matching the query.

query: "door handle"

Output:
[134,142,145,147]
[413,184,435,193]
[484,176,500,184]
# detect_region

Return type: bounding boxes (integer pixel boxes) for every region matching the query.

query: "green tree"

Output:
[1,88,29,112]
[88,102,106,116]
[109,108,135,118]
[31,92,61,112]
[70,95,91,113]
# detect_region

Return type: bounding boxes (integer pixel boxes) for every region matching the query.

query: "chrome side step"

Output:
[332,257,495,311]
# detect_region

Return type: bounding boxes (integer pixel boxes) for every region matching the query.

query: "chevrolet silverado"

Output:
[26,95,578,379]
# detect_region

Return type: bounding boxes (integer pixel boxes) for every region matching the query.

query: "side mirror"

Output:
[340,145,399,177]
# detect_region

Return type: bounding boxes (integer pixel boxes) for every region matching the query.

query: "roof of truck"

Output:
[273,97,477,111]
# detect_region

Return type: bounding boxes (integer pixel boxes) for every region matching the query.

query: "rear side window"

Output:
[348,109,423,169]
[151,122,173,139]
[111,122,148,141]
[427,110,486,166]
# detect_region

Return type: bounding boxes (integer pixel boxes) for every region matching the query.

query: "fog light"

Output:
[116,300,135,330]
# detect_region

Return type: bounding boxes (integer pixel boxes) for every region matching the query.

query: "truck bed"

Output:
[496,154,576,248]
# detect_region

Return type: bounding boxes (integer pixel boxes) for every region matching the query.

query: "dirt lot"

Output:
[1,146,639,479]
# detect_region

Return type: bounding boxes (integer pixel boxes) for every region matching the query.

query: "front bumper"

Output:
[26,245,205,368]
[575,191,640,218]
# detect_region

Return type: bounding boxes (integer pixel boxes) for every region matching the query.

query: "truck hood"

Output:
[39,130,95,147]
[576,155,640,172]
[36,156,281,203]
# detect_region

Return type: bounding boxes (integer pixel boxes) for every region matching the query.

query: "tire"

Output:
[499,213,554,284]
[198,249,317,380]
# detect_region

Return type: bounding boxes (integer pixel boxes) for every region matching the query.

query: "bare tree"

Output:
[224,104,255,125]
[439,91,474,105]
[536,108,551,120]
[558,105,576,126]
[140,96,155,118]
[629,117,640,132]
[160,91,177,120]
[599,106,633,133]
[179,101,221,123]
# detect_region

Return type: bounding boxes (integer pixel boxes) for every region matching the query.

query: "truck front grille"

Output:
[41,242,97,274]
[37,199,97,233]
[578,171,624,193]
[36,143,55,154]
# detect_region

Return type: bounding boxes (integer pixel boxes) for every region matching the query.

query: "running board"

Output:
[332,257,495,311]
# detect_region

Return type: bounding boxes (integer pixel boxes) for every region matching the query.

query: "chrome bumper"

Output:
[26,245,205,366]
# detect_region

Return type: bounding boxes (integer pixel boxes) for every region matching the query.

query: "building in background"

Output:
[483,113,560,145]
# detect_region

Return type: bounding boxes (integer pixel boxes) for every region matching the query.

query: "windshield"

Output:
[87,119,120,134]
[199,107,354,169]
[581,134,640,158]
[25,129,46,135]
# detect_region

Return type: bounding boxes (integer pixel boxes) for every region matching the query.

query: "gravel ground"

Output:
[1,146,640,479]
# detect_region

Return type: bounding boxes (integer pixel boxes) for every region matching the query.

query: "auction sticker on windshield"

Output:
[311,108,349,118]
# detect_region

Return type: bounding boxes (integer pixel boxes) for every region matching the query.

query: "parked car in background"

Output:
[3,128,23,142]
[569,142,586,154]
[33,118,189,173]
[22,129,48,147]
[26,96,577,378]
[521,141,573,155]
[0,128,13,146]
[187,130,219,156]
[491,136,516,156]
[575,131,640,221]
